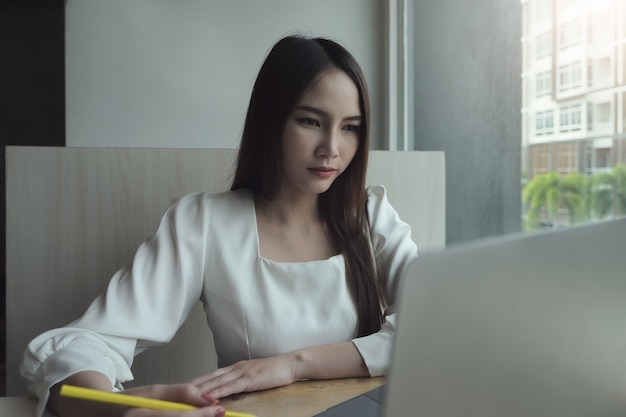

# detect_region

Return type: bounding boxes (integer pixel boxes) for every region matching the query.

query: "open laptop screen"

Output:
[384,217,626,417]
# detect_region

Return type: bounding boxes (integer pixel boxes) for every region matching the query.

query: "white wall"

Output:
[65,0,383,149]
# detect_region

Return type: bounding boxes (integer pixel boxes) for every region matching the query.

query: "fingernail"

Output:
[202,391,219,405]
[215,406,226,417]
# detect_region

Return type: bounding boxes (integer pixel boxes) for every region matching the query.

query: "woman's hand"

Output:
[122,383,224,417]
[191,343,369,400]
[49,371,226,417]
[190,354,300,399]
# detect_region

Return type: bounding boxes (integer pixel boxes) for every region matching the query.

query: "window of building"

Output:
[559,18,582,50]
[559,103,582,131]
[531,144,551,175]
[536,110,554,135]
[595,147,612,170]
[535,32,551,60]
[535,71,551,97]
[554,142,578,174]
[559,62,582,91]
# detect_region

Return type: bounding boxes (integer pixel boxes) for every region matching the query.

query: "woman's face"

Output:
[279,69,361,199]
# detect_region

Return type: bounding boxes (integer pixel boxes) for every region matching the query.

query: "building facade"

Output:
[521,0,626,179]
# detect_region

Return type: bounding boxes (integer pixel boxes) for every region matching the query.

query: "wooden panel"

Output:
[6,147,444,395]
[367,151,445,251]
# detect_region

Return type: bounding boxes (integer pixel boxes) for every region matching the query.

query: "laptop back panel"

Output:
[384,218,626,417]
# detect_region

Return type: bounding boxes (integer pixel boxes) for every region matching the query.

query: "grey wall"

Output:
[64,0,523,245]
[65,0,384,149]
[412,0,522,244]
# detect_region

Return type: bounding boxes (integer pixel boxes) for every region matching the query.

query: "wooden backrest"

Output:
[5,146,445,395]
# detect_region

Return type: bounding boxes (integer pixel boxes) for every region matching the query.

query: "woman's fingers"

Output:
[125,405,226,417]
[124,383,219,408]
[191,356,297,399]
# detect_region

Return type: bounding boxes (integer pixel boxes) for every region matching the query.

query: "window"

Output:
[560,103,582,132]
[530,144,551,175]
[554,142,578,174]
[536,110,554,135]
[595,147,612,170]
[535,71,551,97]
[559,62,582,91]
[559,19,582,50]
[535,32,551,60]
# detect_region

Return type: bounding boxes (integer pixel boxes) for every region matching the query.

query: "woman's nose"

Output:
[315,130,340,158]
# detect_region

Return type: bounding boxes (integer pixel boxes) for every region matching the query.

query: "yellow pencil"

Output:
[60,384,256,417]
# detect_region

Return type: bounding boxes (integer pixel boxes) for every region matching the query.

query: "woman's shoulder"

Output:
[366,184,387,200]
[174,189,252,206]
[166,189,253,219]
[365,184,391,212]
[365,185,405,231]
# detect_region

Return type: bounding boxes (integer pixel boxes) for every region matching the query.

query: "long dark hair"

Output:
[231,35,384,337]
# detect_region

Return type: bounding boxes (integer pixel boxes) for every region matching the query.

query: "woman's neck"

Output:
[254,192,320,228]
[254,192,338,262]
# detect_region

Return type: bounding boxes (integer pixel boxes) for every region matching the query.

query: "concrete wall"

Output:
[65,0,383,149]
[411,0,522,244]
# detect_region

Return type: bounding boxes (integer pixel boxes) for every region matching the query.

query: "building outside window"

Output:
[521,0,626,229]
[559,62,582,91]
[559,103,582,132]
[536,32,552,59]
[559,18,582,49]
[536,71,552,96]
[536,110,555,135]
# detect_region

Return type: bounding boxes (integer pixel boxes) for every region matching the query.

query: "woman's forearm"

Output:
[290,341,370,380]
[48,370,127,417]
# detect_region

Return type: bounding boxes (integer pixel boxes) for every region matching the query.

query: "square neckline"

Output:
[247,190,344,265]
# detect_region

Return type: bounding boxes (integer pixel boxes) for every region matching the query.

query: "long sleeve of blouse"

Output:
[20,185,418,417]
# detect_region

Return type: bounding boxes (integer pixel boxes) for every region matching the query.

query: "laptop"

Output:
[316,216,626,417]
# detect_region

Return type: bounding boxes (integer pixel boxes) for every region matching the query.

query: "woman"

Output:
[21,35,418,417]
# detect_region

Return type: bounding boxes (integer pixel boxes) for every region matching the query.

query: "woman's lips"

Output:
[308,167,336,178]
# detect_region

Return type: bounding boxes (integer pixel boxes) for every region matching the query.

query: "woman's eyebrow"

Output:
[293,105,362,121]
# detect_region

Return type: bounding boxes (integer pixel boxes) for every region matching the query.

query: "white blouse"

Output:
[21,185,418,417]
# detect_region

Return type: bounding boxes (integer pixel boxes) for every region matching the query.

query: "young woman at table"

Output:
[21,35,418,417]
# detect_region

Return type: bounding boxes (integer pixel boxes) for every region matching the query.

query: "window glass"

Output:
[522,0,626,230]
[536,71,552,97]
[559,18,582,49]
[536,32,552,59]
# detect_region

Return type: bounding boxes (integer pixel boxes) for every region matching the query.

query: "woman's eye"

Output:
[298,118,320,127]
[343,124,360,133]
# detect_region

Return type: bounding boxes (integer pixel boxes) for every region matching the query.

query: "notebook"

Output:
[316,216,626,417]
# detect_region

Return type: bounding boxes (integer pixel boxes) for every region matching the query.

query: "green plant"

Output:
[522,172,561,230]
[522,171,591,230]
[523,163,626,230]
[590,163,626,218]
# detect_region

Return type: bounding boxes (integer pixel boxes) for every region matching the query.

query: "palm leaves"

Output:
[522,163,626,230]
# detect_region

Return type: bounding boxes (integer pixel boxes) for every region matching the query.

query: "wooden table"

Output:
[0,377,384,417]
